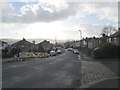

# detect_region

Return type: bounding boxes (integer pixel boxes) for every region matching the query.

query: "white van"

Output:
[50,50,57,56]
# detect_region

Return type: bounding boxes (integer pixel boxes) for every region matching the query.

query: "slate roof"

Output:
[11,39,33,46]
[110,31,120,37]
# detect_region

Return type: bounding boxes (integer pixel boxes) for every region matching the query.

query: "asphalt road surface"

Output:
[2,50,82,88]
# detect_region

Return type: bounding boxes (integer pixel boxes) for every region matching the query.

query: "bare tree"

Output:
[101,25,117,36]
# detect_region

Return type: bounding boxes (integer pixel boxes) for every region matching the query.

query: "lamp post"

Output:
[79,30,83,60]
[79,30,82,40]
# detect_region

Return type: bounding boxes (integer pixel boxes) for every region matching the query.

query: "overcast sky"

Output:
[0,0,119,41]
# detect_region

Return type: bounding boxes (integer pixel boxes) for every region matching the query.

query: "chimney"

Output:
[33,41,35,44]
[102,33,106,37]
[23,37,26,41]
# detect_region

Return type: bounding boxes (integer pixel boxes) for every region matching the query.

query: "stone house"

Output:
[108,29,120,46]
[83,37,101,49]
[69,41,80,48]
[0,41,9,55]
[40,40,53,52]
[35,43,44,52]
[74,41,80,48]
[10,38,35,52]
[99,34,108,47]
[0,40,8,50]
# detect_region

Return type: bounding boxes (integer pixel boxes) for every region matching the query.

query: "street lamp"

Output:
[79,30,82,40]
[79,30,83,60]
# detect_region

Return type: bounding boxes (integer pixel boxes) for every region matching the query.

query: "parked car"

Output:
[50,50,57,56]
[73,49,79,54]
[57,50,61,54]
[68,48,73,51]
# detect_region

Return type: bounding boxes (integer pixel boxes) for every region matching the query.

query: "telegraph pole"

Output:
[79,30,83,60]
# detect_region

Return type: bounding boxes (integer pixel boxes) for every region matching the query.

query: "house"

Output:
[81,39,87,47]
[35,43,44,52]
[0,40,8,50]
[0,41,8,55]
[99,34,108,47]
[83,37,100,49]
[64,41,71,48]
[69,41,81,48]
[84,38,92,48]
[69,41,75,48]
[10,38,35,52]
[74,41,80,48]
[40,40,53,52]
[108,29,120,46]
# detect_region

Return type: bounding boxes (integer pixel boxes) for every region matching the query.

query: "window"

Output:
[108,38,111,42]
[114,38,117,43]
[98,40,101,44]
[21,45,24,48]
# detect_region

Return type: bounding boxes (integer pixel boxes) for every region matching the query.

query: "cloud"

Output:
[95,3,118,22]
[76,2,118,22]
[1,2,118,24]
[2,2,79,23]
[1,2,15,19]
[73,24,106,38]
[77,24,118,38]
[81,24,104,37]
[0,23,28,39]
[60,24,105,40]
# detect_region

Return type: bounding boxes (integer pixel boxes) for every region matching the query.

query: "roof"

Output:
[110,31,120,37]
[11,39,33,46]
[0,40,8,44]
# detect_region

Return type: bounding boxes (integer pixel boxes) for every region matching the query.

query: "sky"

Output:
[0,0,119,41]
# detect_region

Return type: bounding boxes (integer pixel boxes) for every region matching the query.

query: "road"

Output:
[2,50,82,88]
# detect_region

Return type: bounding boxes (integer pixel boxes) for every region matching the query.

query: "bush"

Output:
[118,46,120,58]
[2,47,11,58]
[10,47,21,57]
[91,43,119,59]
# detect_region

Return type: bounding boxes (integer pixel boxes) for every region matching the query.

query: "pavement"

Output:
[77,53,119,88]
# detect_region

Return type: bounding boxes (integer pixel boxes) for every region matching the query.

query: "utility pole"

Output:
[79,30,83,60]
[55,37,57,46]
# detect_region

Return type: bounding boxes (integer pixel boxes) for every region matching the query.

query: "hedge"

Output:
[91,43,119,59]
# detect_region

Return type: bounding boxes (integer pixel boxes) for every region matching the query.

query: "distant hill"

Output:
[28,38,55,44]
[28,38,68,44]
[0,39,20,45]
[0,38,68,45]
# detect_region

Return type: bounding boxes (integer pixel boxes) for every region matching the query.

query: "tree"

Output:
[2,47,9,58]
[101,25,117,36]
[10,47,21,56]
[64,41,71,48]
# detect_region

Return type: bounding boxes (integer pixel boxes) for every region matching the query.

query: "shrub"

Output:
[10,47,21,57]
[91,43,119,59]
